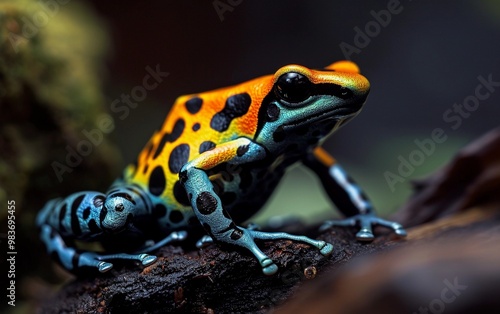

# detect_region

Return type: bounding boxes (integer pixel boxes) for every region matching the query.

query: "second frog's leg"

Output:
[181,138,333,275]
[303,147,407,241]
[39,224,157,273]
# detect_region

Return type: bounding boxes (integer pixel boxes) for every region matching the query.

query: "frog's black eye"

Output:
[275,72,311,103]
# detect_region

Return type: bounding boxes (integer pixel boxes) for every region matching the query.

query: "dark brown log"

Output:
[38,127,500,313]
[38,227,403,313]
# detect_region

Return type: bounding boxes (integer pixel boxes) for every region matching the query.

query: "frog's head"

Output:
[101,191,136,233]
[255,61,370,152]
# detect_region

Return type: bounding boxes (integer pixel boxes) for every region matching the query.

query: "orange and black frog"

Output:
[37,61,405,275]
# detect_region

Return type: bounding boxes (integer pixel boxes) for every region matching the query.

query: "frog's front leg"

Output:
[304,147,407,241]
[181,137,333,275]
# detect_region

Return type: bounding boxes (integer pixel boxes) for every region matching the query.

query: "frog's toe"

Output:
[319,242,334,256]
[319,218,356,232]
[172,231,188,241]
[139,254,158,266]
[196,235,214,248]
[355,228,375,242]
[261,259,278,276]
[393,226,407,237]
[372,217,407,238]
[97,261,113,273]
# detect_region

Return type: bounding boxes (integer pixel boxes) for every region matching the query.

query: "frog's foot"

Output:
[238,229,334,275]
[78,252,158,273]
[196,235,214,248]
[320,213,407,242]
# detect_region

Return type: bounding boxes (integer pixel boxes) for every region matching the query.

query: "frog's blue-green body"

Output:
[37,61,406,275]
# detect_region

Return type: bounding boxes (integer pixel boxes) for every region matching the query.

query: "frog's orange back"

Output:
[123,74,275,208]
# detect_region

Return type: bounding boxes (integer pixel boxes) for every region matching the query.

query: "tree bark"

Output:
[39,127,500,314]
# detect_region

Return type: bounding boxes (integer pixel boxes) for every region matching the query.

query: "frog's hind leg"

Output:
[39,224,157,273]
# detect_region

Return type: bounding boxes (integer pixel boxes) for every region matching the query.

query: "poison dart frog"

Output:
[37,60,406,275]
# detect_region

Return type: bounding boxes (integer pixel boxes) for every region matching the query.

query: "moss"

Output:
[0,0,122,294]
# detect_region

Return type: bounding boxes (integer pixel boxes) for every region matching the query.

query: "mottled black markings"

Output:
[192,123,200,131]
[199,141,216,154]
[169,144,190,174]
[110,193,136,205]
[144,141,154,159]
[126,185,150,212]
[82,207,91,220]
[173,180,190,206]
[210,93,251,132]
[149,166,167,196]
[266,103,280,121]
[153,118,186,159]
[196,192,218,215]
[169,119,186,143]
[88,219,100,233]
[185,97,203,114]
[236,144,249,157]
[218,221,239,235]
[58,203,67,232]
[70,195,84,236]
[154,133,169,160]
[169,210,184,223]
[273,126,285,142]
[153,204,167,218]
[143,164,149,174]
[179,170,188,183]
[230,228,243,240]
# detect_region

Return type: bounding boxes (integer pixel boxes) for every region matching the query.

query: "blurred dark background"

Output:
[85,0,500,217]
